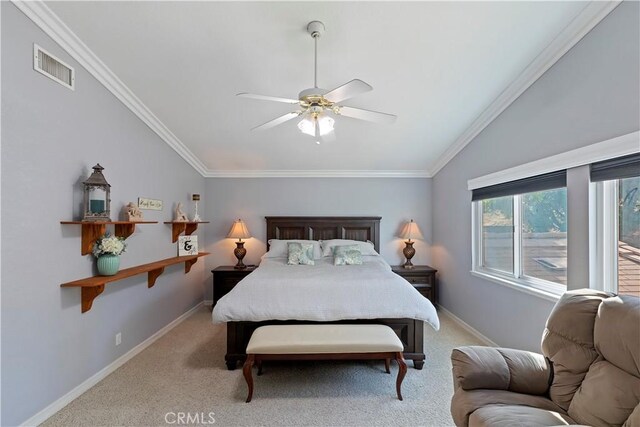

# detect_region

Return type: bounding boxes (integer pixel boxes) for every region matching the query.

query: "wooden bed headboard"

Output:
[265,216,382,253]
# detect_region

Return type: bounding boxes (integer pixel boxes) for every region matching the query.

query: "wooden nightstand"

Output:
[212,265,258,308]
[392,265,438,305]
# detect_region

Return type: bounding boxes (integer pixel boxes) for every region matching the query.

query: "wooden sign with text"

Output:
[138,197,163,211]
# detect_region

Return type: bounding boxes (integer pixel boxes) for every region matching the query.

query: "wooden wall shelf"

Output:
[61,221,158,255]
[61,252,210,313]
[164,221,209,242]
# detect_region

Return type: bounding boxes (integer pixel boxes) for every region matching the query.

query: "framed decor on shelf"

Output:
[138,197,163,211]
[178,235,198,256]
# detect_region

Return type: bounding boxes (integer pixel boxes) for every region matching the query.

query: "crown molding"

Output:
[12,0,209,176]
[467,130,639,191]
[204,170,432,178]
[429,0,621,177]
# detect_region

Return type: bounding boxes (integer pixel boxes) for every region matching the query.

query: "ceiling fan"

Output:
[237,21,397,143]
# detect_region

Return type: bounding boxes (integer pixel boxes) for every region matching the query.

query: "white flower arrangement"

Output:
[92,233,127,258]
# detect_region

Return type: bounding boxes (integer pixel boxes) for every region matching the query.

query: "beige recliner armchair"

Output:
[450,289,640,427]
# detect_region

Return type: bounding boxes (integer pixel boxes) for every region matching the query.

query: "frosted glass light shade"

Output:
[398,219,424,241]
[297,117,315,136]
[227,219,251,240]
[297,114,335,137]
[318,115,334,136]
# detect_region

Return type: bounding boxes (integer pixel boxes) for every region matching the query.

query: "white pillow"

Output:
[265,239,322,259]
[320,239,378,257]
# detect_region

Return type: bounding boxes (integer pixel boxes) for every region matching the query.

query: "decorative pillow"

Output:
[321,239,378,257]
[287,242,315,265]
[333,245,363,265]
[265,240,322,259]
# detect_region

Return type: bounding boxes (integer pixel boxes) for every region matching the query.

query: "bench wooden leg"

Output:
[385,358,391,374]
[257,360,263,376]
[395,352,407,401]
[243,354,255,403]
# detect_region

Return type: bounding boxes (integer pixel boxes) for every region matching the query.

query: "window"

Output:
[473,171,567,295]
[481,196,514,273]
[521,188,568,285]
[618,177,640,296]
[592,153,640,297]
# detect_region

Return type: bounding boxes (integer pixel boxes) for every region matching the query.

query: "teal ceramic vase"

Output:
[97,254,120,276]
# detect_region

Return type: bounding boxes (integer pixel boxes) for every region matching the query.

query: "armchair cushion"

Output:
[452,346,551,395]
[624,403,640,427]
[469,404,575,427]
[594,295,640,378]
[451,388,567,427]
[568,360,640,427]
[541,289,611,410]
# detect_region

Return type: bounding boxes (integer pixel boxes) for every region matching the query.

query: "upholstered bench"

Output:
[242,324,407,402]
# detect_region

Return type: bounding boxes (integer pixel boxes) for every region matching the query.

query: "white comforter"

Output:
[212,256,440,330]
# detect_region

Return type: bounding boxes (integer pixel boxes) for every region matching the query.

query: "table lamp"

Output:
[398,219,423,269]
[227,219,251,269]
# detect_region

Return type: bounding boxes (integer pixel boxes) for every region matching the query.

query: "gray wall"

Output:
[203,177,432,301]
[432,1,640,351]
[1,4,206,425]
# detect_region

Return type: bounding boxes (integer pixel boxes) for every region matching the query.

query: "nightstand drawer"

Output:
[220,276,247,287]
[404,275,432,285]
[391,265,438,305]
[413,284,433,301]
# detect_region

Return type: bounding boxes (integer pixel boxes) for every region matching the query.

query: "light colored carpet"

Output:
[43,306,485,427]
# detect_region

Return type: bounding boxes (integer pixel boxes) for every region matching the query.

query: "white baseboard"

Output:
[203,299,213,306]
[21,302,204,427]
[438,305,498,347]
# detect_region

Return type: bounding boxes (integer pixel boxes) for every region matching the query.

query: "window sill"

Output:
[470,270,562,303]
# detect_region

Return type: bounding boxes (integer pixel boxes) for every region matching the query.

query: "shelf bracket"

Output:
[115,223,136,240]
[148,267,165,288]
[185,257,198,273]
[62,221,157,255]
[166,221,208,243]
[185,223,198,236]
[81,284,105,313]
[81,223,107,256]
[171,223,187,243]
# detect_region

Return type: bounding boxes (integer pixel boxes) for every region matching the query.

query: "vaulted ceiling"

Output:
[43,1,599,176]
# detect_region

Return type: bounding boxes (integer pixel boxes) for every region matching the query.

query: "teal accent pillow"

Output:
[287,242,315,265]
[333,245,363,266]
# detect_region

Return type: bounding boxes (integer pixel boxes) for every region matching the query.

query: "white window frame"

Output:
[472,193,566,298]
[591,180,619,293]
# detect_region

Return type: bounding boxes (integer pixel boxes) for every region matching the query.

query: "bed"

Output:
[212,216,439,370]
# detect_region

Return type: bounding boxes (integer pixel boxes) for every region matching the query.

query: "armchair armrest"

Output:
[451,346,552,396]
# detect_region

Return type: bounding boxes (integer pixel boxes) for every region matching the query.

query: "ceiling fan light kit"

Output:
[237,20,396,143]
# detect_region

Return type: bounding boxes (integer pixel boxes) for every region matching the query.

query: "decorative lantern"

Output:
[82,164,111,222]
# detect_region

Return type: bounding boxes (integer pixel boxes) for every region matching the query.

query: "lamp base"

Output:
[234,241,247,270]
[403,241,415,269]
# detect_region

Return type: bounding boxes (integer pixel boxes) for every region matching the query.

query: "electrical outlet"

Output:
[115,332,122,346]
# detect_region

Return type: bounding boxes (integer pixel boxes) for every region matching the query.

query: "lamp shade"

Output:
[227,219,251,240]
[398,219,423,241]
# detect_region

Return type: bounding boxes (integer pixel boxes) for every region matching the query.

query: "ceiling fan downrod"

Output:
[306,21,325,89]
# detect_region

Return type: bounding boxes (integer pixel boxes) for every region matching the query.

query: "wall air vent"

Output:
[33,44,75,90]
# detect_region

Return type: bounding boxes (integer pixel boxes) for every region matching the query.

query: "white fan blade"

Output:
[337,106,397,124]
[251,112,300,131]
[237,93,300,104]
[323,79,373,103]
